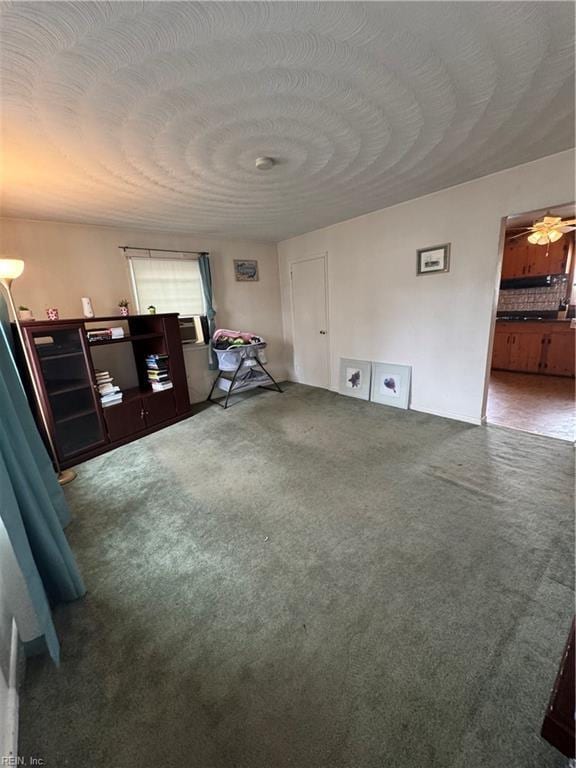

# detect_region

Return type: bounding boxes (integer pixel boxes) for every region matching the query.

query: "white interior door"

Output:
[290,255,329,388]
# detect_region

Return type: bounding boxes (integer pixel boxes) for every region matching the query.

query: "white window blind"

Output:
[129,254,204,316]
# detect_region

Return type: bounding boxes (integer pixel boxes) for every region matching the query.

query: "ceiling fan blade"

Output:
[507,231,531,240]
[557,226,576,233]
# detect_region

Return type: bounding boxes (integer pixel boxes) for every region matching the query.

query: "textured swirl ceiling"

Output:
[1,2,574,241]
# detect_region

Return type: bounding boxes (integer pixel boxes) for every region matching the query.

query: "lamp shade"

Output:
[0,259,25,280]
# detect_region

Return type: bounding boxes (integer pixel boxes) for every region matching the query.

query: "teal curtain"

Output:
[198,253,217,370]
[0,297,85,663]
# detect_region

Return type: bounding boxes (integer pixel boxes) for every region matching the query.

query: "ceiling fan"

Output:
[508,214,576,247]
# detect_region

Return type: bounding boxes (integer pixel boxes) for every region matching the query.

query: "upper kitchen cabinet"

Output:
[527,237,571,277]
[501,236,529,280]
[501,234,572,280]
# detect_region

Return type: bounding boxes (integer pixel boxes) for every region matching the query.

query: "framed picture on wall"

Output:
[234,259,259,282]
[338,358,371,400]
[416,243,450,275]
[370,362,411,409]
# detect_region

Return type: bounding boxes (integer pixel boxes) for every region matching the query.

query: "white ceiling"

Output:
[1,2,574,242]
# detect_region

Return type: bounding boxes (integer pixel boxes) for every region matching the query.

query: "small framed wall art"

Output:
[338,358,372,401]
[416,243,450,275]
[370,362,411,410]
[234,259,259,282]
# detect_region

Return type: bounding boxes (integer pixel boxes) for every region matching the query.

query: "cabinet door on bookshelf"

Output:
[103,399,146,442]
[27,324,106,460]
[145,390,177,427]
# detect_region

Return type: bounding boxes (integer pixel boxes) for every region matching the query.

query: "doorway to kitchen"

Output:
[485,203,575,441]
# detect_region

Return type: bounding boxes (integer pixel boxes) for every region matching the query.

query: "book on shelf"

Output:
[145,355,169,370]
[99,384,120,395]
[87,327,125,342]
[147,370,169,380]
[101,394,123,407]
[95,370,123,406]
[145,353,172,391]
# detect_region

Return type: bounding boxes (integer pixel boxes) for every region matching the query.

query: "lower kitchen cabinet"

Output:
[492,322,575,377]
[507,330,543,374]
[545,332,576,376]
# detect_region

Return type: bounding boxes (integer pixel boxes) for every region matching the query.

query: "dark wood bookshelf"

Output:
[15,313,191,468]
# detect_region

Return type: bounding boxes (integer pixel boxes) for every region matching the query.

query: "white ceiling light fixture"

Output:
[255,156,276,171]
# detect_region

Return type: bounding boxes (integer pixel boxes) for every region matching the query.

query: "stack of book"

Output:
[146,354,173,392]
[95,370,123,407]
[87,327,125,343]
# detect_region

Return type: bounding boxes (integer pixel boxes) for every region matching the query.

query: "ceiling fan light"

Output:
[548,229,563,242]
[527,232,540,244]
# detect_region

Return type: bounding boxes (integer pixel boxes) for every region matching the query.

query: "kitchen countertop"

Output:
[496,317,574,324]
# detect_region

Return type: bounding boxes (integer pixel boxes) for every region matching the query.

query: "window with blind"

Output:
[128,253,205,316]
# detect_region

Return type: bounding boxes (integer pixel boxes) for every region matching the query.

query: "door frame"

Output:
[480,216,508,424]
[288,251,331,389]
[480,200,575,424]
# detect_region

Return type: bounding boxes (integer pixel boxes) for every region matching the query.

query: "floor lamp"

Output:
[0,258,76,486]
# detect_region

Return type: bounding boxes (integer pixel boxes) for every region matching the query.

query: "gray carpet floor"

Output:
[20,383,574,768]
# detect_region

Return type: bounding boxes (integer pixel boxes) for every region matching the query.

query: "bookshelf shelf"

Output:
[38,350,84,362]
[55,407,96,425]
[47,381,91,396]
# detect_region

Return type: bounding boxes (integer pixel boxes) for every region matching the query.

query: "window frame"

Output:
[127,250,206,318]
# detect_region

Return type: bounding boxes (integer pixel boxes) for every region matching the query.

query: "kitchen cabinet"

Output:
[491,330,511,369]
[544,331,576,376]
[501,237,529,279]
[527,239,570,277]
[492,322,575,377]
[507,330,544,373]
[501,235,571,278]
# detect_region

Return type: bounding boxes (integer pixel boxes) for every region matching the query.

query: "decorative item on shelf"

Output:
[234,259,259,282]
[147,305,157,314]
[0,258,75,485]
[338,358,372,401]
[81,296,95,318]
[370,362,412,410]
[46,307,59,320]
[416,243,450,275]
[118,298,130,316]
[18,305,33,321]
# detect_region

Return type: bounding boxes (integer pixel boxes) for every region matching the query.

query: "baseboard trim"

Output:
[302,383,483,425]
[2,619,19,760]
[409,405,482,426]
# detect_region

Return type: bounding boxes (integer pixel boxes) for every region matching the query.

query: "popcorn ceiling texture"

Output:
[0,2,574,241]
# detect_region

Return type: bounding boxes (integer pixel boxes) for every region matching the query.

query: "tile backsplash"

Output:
[498,276,568,313]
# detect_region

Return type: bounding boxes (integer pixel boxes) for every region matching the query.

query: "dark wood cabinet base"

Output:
[61,408,193,469]
[541,619,575,759]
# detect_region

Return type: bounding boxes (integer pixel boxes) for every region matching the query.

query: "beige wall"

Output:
[278,149,576,424]
[0,219,286,390]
